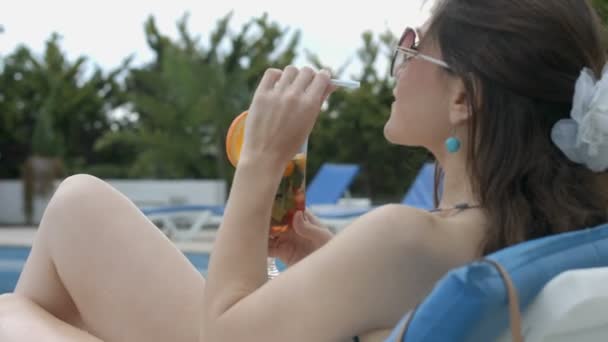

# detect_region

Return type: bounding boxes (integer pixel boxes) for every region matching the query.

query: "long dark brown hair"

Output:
[427,0,608,254]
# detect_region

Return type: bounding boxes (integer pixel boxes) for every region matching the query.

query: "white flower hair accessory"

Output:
[551,64,608,172]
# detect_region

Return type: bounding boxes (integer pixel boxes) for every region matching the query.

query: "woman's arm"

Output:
[204,67,334,323]
[204,158,284,315]
[202,203,477,341]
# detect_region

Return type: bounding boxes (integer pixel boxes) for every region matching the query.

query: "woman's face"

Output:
[384,24,454,152]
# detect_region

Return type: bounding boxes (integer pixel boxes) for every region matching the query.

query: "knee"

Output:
[55,174,106,196]
[0,294,34,341]
[52,174,111,205]
[44,174,117,222]
[0,293,18,309]
[0,293,69,341]
[0,293,21,327]
[0,293,32,317]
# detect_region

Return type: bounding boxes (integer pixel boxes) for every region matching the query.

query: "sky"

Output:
[1,0,431,78]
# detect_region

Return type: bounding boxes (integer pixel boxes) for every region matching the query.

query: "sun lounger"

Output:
[386,222,608,341]
[142,163,360,240]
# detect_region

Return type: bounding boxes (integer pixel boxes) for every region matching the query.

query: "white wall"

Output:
[0,178,226,225]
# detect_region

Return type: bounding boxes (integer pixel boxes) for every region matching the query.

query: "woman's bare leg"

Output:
[0,293,102,342]
[14,174,205,341]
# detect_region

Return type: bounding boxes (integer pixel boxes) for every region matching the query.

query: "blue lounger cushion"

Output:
[386,223,608,341]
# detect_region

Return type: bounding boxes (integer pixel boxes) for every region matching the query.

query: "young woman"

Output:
[2,0,607,341]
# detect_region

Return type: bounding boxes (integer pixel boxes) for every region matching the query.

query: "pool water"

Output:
[0,246,285,294]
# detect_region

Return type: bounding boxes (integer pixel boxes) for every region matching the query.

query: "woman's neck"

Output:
[436,154,477,209]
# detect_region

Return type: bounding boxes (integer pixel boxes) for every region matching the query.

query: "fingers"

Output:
[321,83,337,103]
[304,209,324,227]
[293,211,332,242]
[259,67,331,96]
[291,67,315,91]
[307,69,332,102]
[274,65,299,91]
[258,68,283,91]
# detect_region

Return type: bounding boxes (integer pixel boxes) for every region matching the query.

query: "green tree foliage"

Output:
[594,0,608,24]
[95,13,300,180]
[0,14,432,201]
[0,33,128,178]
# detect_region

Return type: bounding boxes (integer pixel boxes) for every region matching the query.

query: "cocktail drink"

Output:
[226,111,307,278]
[224,78,359,279]
[270,150,306,235]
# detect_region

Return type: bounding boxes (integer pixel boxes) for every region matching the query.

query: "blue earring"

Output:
[445,131,461,153]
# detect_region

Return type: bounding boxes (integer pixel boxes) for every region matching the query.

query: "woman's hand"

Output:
[240,66,334,167]
[268,210,334,267]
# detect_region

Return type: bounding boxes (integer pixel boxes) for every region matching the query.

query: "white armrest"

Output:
[498,267,608,342]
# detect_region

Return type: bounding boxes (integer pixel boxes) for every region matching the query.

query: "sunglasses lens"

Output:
[401,28,416,50]
[392,28,418,77]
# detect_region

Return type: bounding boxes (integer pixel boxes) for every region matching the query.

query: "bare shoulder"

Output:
[367,204,438,229]
[343,204,438,242]
[302,203,485,336]
[340,204,484,264]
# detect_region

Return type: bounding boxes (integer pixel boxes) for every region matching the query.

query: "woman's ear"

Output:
[448,77,473,126]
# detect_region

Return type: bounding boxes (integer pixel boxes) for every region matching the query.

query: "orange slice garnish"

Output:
[226,112,307,179]
[283,161,295,177]
[294,153,307,172]
[225,111,248,167]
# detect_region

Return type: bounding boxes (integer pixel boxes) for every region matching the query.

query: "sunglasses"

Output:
[390,27,451,77]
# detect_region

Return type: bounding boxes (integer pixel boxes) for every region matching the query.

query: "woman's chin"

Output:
[383,122,401,144]
[385,107,403,141]
[384,123,418,147]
